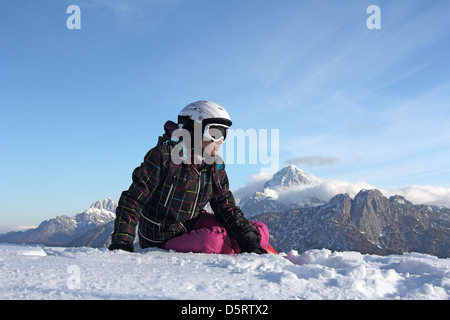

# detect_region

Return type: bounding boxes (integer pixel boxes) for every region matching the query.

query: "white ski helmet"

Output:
[178,100,232,131]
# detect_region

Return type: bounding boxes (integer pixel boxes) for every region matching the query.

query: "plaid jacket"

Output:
[111,135,259,249]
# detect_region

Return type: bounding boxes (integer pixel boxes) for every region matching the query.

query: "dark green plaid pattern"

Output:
[111,136,257,249]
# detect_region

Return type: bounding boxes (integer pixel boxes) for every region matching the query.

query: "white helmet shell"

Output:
[178,101,232,129]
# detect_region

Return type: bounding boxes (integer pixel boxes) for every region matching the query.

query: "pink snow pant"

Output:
[162,211,269,254]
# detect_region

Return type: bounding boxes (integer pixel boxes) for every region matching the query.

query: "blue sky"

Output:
[1,0,450,231]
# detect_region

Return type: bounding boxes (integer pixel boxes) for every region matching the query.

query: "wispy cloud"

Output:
[12,225,38,232]
[286,156,340,167]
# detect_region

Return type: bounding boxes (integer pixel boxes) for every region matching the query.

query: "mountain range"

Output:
[1,166,449,257]
[239,165,449,258]
[254,189,449,258]
[0,198,117,247]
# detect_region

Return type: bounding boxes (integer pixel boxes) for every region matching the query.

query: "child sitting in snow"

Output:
[109,101,275,254]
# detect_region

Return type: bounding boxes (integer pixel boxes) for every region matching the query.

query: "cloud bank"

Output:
[234,172,450,209]
[233,172,273,202]
[11,225,38,232]
[381,185,450,208]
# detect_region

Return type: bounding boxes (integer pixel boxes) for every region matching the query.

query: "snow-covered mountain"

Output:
[263,165,314,189]
[239,188,290,218]
[67,221,114,248]
[0,198,117,246]
[88,198,117,212]
[240,165,324,217]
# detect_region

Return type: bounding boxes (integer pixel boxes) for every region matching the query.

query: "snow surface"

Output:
[0,243,449,300]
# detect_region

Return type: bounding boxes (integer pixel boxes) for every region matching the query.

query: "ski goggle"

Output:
[203,123,229,142]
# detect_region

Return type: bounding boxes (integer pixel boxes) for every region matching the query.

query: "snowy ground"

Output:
[0,243,448,300]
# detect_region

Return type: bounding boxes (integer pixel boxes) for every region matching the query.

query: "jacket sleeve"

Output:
[111,145,169,246]
[210,165,264,252]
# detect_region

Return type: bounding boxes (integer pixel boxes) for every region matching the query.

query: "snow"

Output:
[0,243,448,300]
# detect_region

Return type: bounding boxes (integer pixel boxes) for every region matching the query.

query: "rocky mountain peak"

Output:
[263,165,313,190]
[240,165,323,217]
[354,188,384,199]
[89,198,117,212]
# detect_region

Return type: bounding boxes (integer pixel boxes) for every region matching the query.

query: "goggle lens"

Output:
[204,124,228,142]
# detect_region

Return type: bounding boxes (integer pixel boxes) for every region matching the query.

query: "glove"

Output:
[239,231,267,254]
[108,241,134,252]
